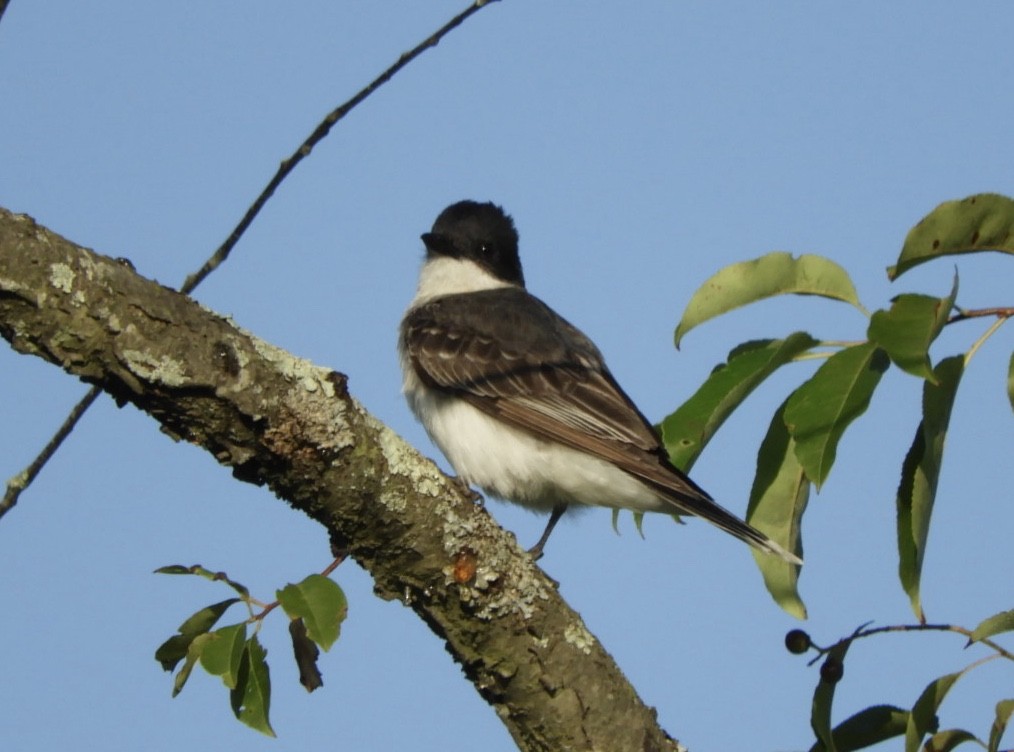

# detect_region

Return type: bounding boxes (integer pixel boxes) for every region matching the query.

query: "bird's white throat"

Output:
[411,256,514,305]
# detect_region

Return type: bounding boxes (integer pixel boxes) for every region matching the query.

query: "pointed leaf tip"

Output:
[231,636,275,737]
[969,609,1014,644]
[748,400,808,618]
[896,356,964,621]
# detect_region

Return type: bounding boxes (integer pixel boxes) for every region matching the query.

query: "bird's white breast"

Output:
[400,255,663,514]
[399,350,661,514]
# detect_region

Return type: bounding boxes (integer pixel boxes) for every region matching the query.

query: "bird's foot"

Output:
[450,475,483,505]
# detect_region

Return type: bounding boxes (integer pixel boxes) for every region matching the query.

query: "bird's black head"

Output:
[422,200,524,287]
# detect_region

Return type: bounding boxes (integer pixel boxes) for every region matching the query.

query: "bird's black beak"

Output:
[421,232,454,258]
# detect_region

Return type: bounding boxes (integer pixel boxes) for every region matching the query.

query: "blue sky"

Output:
[1,3,1012,750]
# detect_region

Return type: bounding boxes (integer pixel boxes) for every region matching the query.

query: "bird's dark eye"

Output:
[479,243,490,254]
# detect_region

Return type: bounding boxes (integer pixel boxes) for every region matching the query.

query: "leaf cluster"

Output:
[153,564,347,737]
[786,612,1014,752]
[667,193,1014,750]
[666,193,1014,620]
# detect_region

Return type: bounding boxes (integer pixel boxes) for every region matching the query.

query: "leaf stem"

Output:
[948,306,1014,324]
[965,315,1009,366]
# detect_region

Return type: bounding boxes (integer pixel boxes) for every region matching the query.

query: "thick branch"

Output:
[2,0,501,519]
[0,207,682,752]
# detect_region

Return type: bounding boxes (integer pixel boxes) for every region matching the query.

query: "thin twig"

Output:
[787,305,1014,364]
[816,622,1014,663]
[2,0,500,518]
[179,0,498,296]
[0,386,101,520]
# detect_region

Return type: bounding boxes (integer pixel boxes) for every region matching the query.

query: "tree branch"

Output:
[0,206,683,752]
[1,0,501,519]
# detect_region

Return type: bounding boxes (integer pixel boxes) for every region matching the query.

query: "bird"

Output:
[398,199,801,564]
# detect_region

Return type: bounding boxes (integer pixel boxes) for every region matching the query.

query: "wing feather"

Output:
[402,289,712,506]
[403,288,802,563]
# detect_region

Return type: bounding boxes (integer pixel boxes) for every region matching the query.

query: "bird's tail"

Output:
[654,484,803,565]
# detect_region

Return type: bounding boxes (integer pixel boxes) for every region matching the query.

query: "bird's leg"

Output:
[527,503,568,560]
[450,474,483,505]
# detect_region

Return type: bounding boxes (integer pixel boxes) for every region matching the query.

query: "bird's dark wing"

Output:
[401,288,713,507]
[403,288,802,563]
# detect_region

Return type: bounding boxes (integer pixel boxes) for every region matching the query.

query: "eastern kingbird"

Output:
[399,200,800,564]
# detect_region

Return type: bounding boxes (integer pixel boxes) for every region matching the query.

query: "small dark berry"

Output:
[784,629,811,654]
[820,656,844,684]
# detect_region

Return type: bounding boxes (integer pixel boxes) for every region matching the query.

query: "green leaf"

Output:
[1007,352,1014,414]
[155,564,250,598]
[154,635,192,673]
[906,671,965,752]
[811,640,852,752]
[661,333,818,470]
[896,430,927,622]
[747,400,808,618]
[199,623,247,690]
[988,699,1014,752]
[806,705,908,752]
[289,618,324,693]
[231,636,275,737]
[925,728,981,752]
[969,609,1014,644]
[896,356,964,622]
[784,343,889,488]
[172,632,214,697]
[889,193,1014,280]
[176,598,240,637]
[276,574,348,652]
[675,253,865,346]
[867,275,958,383]
[154,598,240,671]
